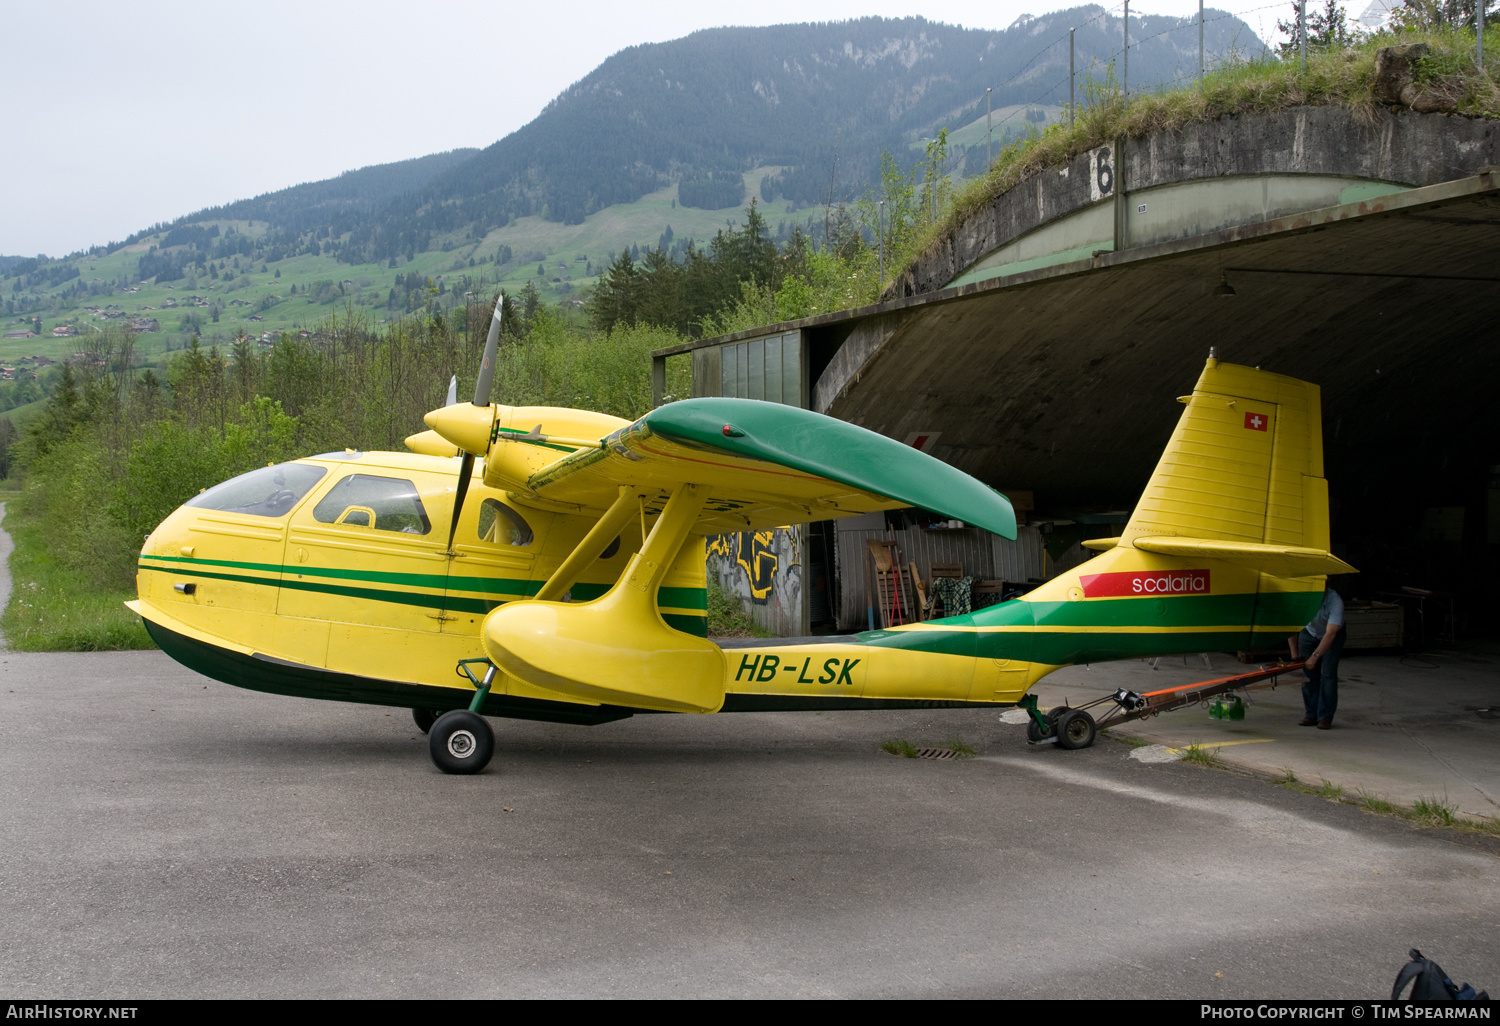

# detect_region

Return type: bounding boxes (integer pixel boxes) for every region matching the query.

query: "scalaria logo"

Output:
[1079,570,1212,598]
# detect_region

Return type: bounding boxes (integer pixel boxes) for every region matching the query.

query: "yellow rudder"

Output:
[1116,357,1353,578]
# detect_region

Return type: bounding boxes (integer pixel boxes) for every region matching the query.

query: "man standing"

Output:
[1290,586,1345,729]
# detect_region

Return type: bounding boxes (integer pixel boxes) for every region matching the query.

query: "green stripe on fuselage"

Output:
[137,557,705,619]
[662,612,708,637]
[808,589,1322,664]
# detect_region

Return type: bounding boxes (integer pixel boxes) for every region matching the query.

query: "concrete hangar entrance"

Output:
[653,106,1500,641]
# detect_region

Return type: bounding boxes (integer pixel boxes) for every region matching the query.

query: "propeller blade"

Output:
[473,295,503,407]
[448,296,502,552]
[447,452,474,553]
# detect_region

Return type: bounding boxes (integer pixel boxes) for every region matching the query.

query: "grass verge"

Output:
[1412,795,1458,827]
[706,578,776,639]
[880,734,977,758]
[943,734,978,759]
[1179,743,1226,768]
[1267,762,1497,836]
[1,493,153,651]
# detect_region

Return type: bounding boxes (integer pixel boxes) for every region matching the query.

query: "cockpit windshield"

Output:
[185,463,328,518]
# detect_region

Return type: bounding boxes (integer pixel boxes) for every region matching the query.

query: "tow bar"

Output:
[1023,661,1306,750]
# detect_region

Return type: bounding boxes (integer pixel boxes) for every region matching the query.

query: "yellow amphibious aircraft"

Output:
[130,301,1354,773]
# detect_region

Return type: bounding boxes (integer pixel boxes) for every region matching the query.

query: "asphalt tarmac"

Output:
[1,649,1496,999]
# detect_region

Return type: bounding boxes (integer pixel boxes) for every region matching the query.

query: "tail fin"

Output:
[1118,357,1354,578]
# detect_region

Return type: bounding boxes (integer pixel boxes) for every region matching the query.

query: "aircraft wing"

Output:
[520,397,1017,538]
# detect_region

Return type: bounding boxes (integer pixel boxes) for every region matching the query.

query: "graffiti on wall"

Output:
[707,529,799,601]
[707,526,804,635]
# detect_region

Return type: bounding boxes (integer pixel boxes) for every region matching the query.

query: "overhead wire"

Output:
[974,0,1292,145]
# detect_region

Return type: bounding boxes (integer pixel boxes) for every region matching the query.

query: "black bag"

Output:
[1392,948,1489,1001]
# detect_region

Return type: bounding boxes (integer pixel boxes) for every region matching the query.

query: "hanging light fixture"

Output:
[1215,272,1236,297]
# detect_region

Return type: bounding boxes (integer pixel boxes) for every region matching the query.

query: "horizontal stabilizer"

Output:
[1132,537,1357,578]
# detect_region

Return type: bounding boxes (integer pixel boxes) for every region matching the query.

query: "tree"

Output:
[918,129,952,227]
[1279,0,1361,55]
[1390,0,1493,27]
[858,150,920,279]
[0,415,18,479]
[520,280,540,329]
[634,246,685,331]
[589,251,641,333]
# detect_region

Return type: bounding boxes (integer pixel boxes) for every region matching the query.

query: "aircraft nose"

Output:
[424,402,496,457]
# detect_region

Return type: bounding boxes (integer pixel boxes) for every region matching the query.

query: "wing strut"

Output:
[534,486,638,602]
[480,483,725,714]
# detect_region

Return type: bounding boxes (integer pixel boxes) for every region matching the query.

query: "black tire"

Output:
[429,710,494,774]
[1026,706,1064,743]
[412,708,439,734]
[1055,709,1097,750]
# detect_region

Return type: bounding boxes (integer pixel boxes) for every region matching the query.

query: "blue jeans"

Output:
[1299,628,1344,723]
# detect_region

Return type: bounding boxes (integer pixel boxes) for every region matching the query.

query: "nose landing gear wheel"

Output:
[429,710,495,774]
[1026,706,1068,743]
[412,707,440,734]
[1055,709,1097,750]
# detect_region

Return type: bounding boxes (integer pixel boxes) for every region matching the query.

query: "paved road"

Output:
[1,650,1495,998]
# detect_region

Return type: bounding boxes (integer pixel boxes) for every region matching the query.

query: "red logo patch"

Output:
[1079,570,1211,598]
[1244,411,1268,431]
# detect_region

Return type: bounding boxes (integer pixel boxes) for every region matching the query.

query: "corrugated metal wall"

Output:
[832,514,1045,629]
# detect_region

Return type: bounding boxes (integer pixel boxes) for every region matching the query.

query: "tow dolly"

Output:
[1018,661,1307,750]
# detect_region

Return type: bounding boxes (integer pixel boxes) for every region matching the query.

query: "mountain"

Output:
[122,149,480,247]
[1,9,1266,363]
[28,9,1265,267]
[346,8,1261,251]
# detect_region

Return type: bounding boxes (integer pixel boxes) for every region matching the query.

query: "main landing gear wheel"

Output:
[1055,709,1097,750]
[429,710,494,774]
[411,707,440,734]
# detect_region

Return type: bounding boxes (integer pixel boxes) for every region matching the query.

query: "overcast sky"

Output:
[1,0,1291,257]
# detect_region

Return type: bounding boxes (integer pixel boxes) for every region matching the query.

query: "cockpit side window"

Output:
[186,462,328,518]
[477,498,534,547]
[313,474,431,534]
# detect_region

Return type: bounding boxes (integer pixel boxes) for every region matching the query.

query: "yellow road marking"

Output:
[1166,738,1276,753]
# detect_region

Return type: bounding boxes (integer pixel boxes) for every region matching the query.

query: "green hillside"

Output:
[2,8,1263,384]
[1,168,823,362]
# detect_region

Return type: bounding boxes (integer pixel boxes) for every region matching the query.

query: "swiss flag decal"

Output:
[1244,411,1268,431]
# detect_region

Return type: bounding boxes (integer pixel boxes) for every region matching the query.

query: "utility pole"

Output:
[1070,27,1076,123]
[986,87,993,167]
[878,201,885,284]
[1199,0,1205,81]
[1123,1,1130,104]
[1299,0,1307,74]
